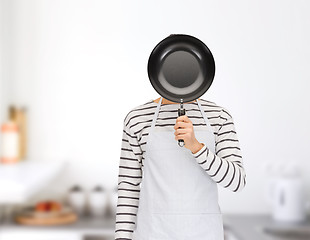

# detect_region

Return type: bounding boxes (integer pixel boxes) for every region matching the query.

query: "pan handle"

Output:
[177,101,186,147]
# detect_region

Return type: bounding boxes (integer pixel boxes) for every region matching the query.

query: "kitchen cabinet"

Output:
[0,161,65,204]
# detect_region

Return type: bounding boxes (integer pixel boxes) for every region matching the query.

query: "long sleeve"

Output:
[115,119,143,240]
[191,111,246,192]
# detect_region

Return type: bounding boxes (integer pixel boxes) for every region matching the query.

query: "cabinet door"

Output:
[0,230,81,240]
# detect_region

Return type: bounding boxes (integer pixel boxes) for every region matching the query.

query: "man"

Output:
[115,96,246,240]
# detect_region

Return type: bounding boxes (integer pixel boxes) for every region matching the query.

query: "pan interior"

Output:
[162,50,199,88]
[158,50,204,96]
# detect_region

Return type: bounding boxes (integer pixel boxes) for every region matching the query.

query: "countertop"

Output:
[0,213,309,240]
[223,214,310,240]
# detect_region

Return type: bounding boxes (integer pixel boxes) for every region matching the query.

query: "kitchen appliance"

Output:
[267,166,308,222]
[147,34,215,147]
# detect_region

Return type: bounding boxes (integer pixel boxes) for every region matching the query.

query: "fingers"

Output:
[174,128,188,136]
[174,115,193,141]
[176,115,191,123]
[173,121,190,130]
[175,133,188,140]
[175,131,193,141]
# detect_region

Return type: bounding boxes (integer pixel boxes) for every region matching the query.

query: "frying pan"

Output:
[147,34,216,147]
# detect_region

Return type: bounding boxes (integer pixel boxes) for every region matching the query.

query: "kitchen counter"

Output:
[0,213,309,240]
[0,214,115,238]
[223,214,310,240]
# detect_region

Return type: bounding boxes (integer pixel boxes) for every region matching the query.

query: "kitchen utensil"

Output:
[68,185,86,216]
[88,185,108,217]
[147,34,215,147]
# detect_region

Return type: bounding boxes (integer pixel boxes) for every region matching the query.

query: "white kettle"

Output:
[266,165,308,222]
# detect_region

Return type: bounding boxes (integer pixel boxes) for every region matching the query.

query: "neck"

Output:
[153,97,199,104]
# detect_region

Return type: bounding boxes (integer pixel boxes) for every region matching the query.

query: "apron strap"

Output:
[150,96,163,133]
[196,98,213,132]
[151,97,212,133]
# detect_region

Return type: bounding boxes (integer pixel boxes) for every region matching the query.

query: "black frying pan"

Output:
[147,34,216,147]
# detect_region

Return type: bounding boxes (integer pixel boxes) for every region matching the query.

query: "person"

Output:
[115,96,246,240]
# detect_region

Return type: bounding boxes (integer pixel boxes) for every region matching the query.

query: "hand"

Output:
[174,115,204,153]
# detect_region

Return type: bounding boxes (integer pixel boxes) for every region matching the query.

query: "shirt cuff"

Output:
[191,143,208,158]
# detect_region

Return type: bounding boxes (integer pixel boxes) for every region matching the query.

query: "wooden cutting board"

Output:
[15,212,78,226]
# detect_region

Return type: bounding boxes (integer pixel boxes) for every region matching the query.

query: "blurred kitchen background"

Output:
[0,0,310,240]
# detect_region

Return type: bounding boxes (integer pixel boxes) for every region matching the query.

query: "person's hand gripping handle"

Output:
[177,99,186,147]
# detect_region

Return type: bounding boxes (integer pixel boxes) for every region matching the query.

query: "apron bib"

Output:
[133,97,224,240]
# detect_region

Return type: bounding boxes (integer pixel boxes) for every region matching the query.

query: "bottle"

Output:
[0,106,20,164]
[16,107,27,160]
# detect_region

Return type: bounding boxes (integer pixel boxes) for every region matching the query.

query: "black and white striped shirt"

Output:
[115,98,246,240]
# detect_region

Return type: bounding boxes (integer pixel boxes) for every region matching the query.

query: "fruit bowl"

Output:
[20,205,73,218]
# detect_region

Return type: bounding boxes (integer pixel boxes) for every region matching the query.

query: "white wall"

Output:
[1,0,310,214]
[0,0,4,123]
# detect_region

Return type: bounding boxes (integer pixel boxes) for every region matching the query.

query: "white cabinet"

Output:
[0,230,80,240]
[0,161,65,204]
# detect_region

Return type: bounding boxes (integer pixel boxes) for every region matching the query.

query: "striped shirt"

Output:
[115,98,246,240]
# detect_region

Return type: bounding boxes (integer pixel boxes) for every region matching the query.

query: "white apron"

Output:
[133,96,224,240]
